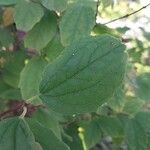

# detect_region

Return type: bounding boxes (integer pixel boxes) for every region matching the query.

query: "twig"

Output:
[103,2,150,25]
[19,106,27,119]
[0,100,44,119]
[95,0,100,22]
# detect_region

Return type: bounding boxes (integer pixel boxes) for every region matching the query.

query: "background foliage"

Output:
[0,0,150,149]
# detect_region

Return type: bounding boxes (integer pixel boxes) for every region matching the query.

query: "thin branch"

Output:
[103,2,150,25]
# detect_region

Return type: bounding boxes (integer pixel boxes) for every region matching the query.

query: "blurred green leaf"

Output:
[0,76,21,100]
[0,27,14,48]
[14,0,44,31]
[2,50,26,88]
[31,108,62,140]
[27,119,70,150]
[63,124,83,150]
[101,0,114,8]
[0,88,22,100]
[136,73,150,101]
[80,119,102,148]
[40,0,67,12]
[43,32,64,62]
[108,87,125,112]
[97,116,124,138]
[60,0,96,46]
[19,57,47,103]
[123,97,144,115]
[0,0,17,5]
[24,12,57,51]
[125,111,150,150]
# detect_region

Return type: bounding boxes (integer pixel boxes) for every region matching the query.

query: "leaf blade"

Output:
[0,118,42,150]
[24,12,57,51]
[19,57,47,103]
[60,1,96,46]
[39,35,126,114]
[14,0,44,32]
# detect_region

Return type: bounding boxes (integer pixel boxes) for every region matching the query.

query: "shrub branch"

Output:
[103,2,150,25]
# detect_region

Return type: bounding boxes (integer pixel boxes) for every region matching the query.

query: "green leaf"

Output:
[63,124,83,150]
[0,0,17,5]
[80,116,124,149]
[27,119,70,150]
[40,0,67,12]
[24,12,57,51]
[116,27,130,34]
[80,119,102,148]
[19,57,47,103]
[0,88,22,100]
[93,24,119,37]
[60,1,96,46]
[14,0,44,32]
[135,73,150,101]
[107,87,125,112]
[0,69,22,100]
[123,97,144,115]
[97,116,124,138]
[124,111,150,150]
[2,50,26,88]
[0,27,14,47]
[125,118,147,150]
[0,80,20,100]
[39,35,126,115]
[31,108,62,140]
[43,32,64,62]
[135,111,150,133]
[0,117,42,150]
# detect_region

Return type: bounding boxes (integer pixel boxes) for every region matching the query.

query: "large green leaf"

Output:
[40,0,67,12]
[39,35,126,115]
[0,117,42,150]
[24,12,57,51]
[14,0,44,32]
[0,0,17,5]
[27,119,70,150]
[59,1,96,46]
[19,57,47,102]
